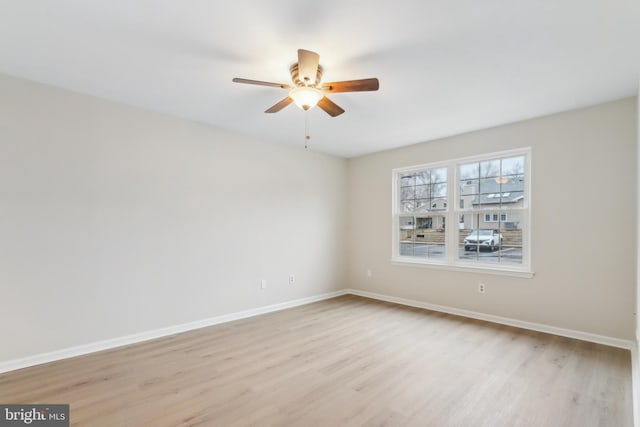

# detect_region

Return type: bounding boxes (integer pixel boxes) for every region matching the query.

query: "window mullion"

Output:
[447,163,457,264]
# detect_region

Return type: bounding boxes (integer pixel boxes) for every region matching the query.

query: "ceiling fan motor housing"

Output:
[290,63,324,87]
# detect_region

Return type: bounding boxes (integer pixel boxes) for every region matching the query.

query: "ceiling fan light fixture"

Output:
[232,48,379,117]
[289,86,323,111]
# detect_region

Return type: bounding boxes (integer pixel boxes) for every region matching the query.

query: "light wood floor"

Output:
[0,295,632,426]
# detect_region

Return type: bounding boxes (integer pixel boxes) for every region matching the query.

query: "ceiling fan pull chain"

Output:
[305,111,311,149]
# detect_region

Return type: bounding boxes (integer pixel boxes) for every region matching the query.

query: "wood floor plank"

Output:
[0,295,632,426]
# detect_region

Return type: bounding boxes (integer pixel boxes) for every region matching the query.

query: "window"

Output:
[392,148,531,275]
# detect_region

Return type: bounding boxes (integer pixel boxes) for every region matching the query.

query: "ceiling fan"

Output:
[232,49,379,117]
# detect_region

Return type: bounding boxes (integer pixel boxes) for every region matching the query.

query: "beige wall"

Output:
[0,74,348,362]
[637,87,640,342]
[636,85,640,424]
[636,88,640,342]
[348,97,637,339]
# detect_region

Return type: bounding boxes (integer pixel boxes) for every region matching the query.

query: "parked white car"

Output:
[464,229,503,251]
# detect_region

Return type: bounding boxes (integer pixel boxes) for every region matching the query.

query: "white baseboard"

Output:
[0,289,347,374]
[345,288,634,350]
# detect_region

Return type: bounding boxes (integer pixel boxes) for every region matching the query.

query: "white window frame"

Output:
[391,148,532,277]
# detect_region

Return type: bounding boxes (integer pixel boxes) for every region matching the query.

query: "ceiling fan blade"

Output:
[321,78,379,93]
[232,78,290,89]
[317,96,345,117]
[298,49,320,84]
[265,97,294,113]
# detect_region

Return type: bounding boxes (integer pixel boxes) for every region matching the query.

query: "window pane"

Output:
[479,177,500,195]
[480,160,500,178]
[401,186,414,202]
[432,183,447,199]
[431,197,447,211]
[415,184,430,199]
[431,167,447,184]
[460,179,478,196]
[500,217,523,264]
[416,217,432,229]
[459,163,478,180]
[458,213,522,265]
[476,182,525,209]
[415,199,429,211]
[400,199,415,213]
[459,179,478,211]
[400,215,446,259]
[399,216,414,233]
[414,171,430,185]
[400,174,415,187]
[501,156,525,176]
[507,191,525,206]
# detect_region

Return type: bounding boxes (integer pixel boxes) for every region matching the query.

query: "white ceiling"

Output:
[1,1,638,158]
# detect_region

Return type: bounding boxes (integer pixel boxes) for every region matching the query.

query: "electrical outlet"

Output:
[261,279,267,289]
[478,283,486,293]
[289,274,295,285]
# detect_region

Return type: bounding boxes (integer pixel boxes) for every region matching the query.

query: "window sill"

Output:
[390,257,535,278]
